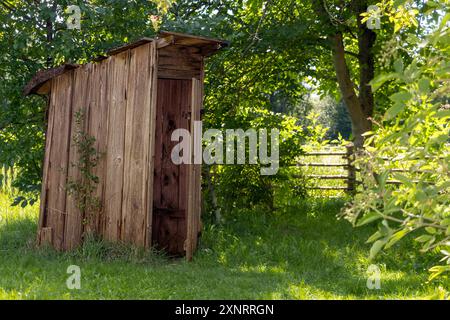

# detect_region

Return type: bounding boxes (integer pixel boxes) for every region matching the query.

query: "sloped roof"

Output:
[24,32,228,96]
[23,64,79,96]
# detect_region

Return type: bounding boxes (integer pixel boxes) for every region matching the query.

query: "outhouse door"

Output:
[151,77,202,259]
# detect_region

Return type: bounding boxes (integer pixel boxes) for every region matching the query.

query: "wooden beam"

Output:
[156,35,175,49]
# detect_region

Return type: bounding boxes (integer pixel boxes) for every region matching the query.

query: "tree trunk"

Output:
[313,0,376,149]
[331,33,372,148]
[45,1,57,67]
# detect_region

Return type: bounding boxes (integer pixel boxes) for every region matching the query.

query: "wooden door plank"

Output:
[161,80,180,210]
[186,77,202,261]
[146,42,158,248]
[178,80,192,221]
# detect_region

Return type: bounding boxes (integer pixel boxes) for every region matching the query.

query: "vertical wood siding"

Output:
[38,41,204,259]
[38,43,157,251]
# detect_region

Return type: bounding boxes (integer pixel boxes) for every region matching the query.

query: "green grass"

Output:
[0,192,448,300]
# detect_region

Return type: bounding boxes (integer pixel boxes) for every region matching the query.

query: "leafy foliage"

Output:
[66,109,102,227]
[343,2,450,281]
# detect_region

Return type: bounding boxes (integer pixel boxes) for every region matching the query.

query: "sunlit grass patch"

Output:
[0,192,448,299]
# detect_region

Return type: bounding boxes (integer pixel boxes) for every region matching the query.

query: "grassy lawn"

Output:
[0,192,448,300]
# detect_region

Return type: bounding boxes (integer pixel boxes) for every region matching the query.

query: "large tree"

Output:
[312,0,377,148]
[169,0,382,147]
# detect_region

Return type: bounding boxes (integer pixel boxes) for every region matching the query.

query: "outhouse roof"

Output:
[24,31,228,96]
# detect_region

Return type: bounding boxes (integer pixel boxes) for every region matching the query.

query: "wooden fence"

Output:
[293,144,447,194]
[293,144,357,193]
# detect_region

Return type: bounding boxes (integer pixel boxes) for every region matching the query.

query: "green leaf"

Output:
[389,91,413,104]
[384,91,412,120]
[369,240,386,260]
[370,73,397,92]
[392,173,413,187]
[436,109,450,119]
[429,265,450,281]
[367,231,383,243]
[394,58,404,73]
[418,78,430,94]
[415,234,434,243]
[385,229,409,249]
[357,212,382,227]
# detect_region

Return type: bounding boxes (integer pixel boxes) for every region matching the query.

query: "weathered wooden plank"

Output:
[108,38,153,56]
[194,78,203,252]
[45,71,74,250]
[186,77,202,261]
[158,32,228,57]
[308,186,351,190]
[158,68,201,80]
[158,51,202,62]
[152,79,164,249]
[121,43,154,246]
[304,152,347,156]
[158,45,203,57]
[64,65,91,250]
[39,227,53,246]
[156,35,174,49]
[153,80,164,211]
[158,55,201,72]
[161,81,180,211]
[296,163,349,167]
[178,80,192,219]
[145,42,158,248]
[196,62,205,243]
[103,51,129,242]
[38,80,55,244]
[86,60,110,236]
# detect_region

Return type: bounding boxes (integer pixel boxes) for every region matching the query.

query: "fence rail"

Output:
[293,144,357,193]
[294,144,447,194]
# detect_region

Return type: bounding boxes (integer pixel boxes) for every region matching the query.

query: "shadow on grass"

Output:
[0,198,442,299]
[196,199,437,299]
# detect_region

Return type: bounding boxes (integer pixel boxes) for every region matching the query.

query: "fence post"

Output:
[346,143,356,195]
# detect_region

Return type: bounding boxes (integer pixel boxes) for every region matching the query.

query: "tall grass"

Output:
[0,191,448,299]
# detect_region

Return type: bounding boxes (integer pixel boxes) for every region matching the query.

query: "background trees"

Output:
[0,1,448,280]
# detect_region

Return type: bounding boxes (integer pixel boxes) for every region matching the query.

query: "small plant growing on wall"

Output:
[66,109,103,231]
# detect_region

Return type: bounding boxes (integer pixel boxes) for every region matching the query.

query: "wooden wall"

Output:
[38,42,158,251]
[37,41,204,259]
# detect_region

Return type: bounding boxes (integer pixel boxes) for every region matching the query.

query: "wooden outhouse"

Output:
[24,32,228,259]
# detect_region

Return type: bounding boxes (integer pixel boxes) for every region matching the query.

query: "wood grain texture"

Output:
[158,45,202,80]
[186,79,202,261]
[152,79,191,256]
[186,77,203,261]
[45,71,74,250]
[64,65,91,250]
[37,80,55,244]
[103,51,129,242]
[121,43,155,246]
[145,42,158,248]
[87,60,110,235]
[37,38,208,257]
